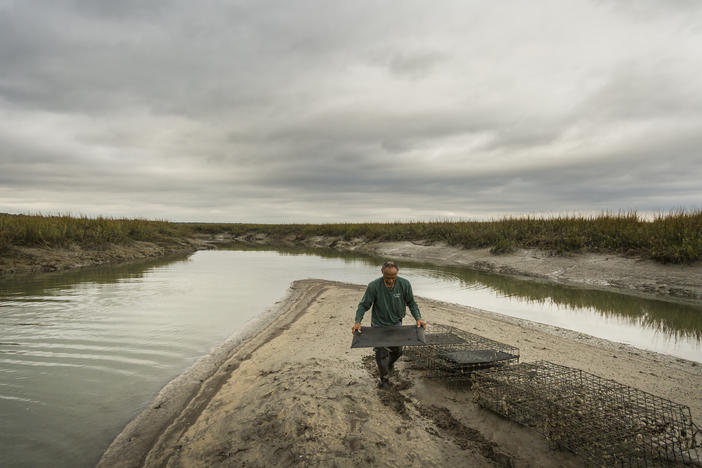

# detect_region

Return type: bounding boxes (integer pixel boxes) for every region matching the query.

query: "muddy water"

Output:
[1,249,701,467]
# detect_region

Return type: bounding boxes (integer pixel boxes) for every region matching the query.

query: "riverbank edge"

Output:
[3,233,701,306]
[96,279,331,467]
[229,233,702,305]
[98,279,702,467]
[0,238,214,278]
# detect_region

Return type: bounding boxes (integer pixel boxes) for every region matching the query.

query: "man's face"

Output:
[382,267,398,288]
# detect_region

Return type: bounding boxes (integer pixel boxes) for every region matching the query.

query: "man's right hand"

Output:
[352,322,362,334]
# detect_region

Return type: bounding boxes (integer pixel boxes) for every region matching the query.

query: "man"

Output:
[353,260,426,388]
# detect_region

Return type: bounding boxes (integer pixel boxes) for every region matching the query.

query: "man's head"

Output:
[381,260,399,288]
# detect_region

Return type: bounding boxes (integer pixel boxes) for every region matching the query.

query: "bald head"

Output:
[381,261,398,288]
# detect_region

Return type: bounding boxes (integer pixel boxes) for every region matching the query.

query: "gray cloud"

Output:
[1,0,701,222]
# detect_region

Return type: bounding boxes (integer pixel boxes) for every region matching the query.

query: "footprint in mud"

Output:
[361,354,414,419]
[343,434,364,451]
[360,354,412,387]
[377,385,413,419]
[417,404,514,468]
[346,406,370,432]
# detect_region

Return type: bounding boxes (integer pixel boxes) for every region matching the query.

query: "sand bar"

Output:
[100,279,702,467]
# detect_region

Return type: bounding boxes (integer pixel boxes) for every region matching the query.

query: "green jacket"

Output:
[355,276,422,326]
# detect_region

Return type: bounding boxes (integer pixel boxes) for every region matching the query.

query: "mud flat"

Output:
[0,239,208,277]
[100,280,702,467]
[232,234,702,304]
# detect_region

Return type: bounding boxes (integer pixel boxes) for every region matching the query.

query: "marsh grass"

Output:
[2,211,701,264]
[188,210,702,264]
[0,213,185,252]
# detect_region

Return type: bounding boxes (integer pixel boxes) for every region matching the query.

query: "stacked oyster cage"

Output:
[472,361,702,466]
[403,324,519,382]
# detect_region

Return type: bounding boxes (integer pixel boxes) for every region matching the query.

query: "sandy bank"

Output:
[5,232,701,307]
[0,238,211,277]
[101,280,702,467]
[231,233,702,304]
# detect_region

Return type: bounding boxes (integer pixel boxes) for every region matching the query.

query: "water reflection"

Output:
[222,245,702,342]
[0,253,192,299]
[421,265,702,341]
[1,247,700,468]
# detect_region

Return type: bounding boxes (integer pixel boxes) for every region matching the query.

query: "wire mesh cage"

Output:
[472,361,702,467]
[403,324,519,381]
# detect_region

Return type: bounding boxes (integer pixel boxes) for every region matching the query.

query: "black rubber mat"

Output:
[351,325,426,348]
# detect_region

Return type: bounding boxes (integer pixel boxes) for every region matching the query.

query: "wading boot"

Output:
[375,346,391,381]
[387,346,403,375]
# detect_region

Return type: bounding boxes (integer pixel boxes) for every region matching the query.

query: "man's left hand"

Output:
[416,319,427,328]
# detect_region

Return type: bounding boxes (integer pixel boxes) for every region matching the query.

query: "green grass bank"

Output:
[2,211,701,264]
[0,213,188,252]
[188,211,702,264]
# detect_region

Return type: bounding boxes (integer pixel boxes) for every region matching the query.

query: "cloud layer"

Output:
[1,0,701,222]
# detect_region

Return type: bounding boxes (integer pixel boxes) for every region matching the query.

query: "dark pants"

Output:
[372,321,402,380]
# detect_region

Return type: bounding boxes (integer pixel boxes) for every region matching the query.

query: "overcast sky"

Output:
[1,1,701,222]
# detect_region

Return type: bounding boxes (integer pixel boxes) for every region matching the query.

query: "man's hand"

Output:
[352,322,362,334]
[416,319,427,329]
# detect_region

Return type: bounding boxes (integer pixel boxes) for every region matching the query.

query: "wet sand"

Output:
[100,280,702,467]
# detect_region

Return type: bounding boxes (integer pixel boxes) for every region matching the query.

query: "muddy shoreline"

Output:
[100,280,702,467]
[230,233,702,305]
[3,233,701,306]
[0,238,215,278]
[97,280,327,468]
